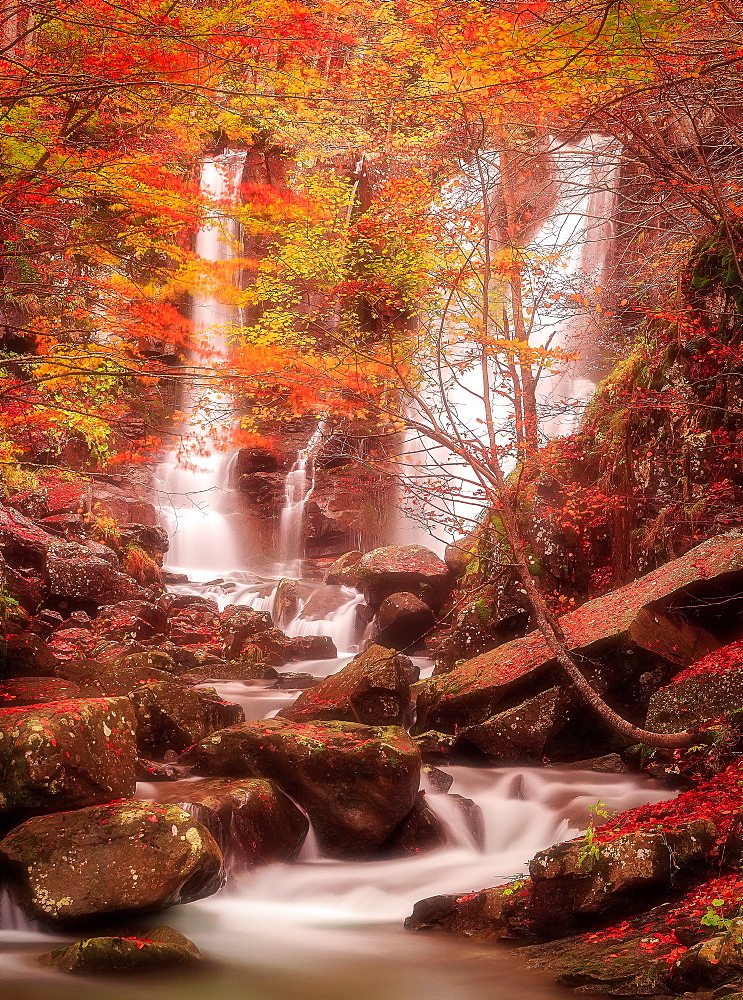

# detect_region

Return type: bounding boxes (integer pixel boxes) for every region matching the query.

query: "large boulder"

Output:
[358,545,451,611]
[279,643,411,725]
[219,605,274,659]
[94,600,169,641]
[181,718,420,858]
[0,697,137,815]
[0,800,224,925]
[0,503,53,567]
[39,926,200,973]
[157,778,308,872]
[646,643,743,733]
[273,577,302,628]
[415,532,743,734]
[1,634,60,678]
[373,592,435,649]
[325,551,363,587]
[456,687,571,761]
[130,680,244,756]
[45,540,142,604]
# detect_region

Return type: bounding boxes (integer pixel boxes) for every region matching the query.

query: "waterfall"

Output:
[158,151,247,579]
[395,135,620,548]
[276,417,327,577]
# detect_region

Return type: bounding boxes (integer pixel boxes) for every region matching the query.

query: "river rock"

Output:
[456,687,571,761]
[181,717,420,858]
[672,917,743,988]
[118,523,170,560]
[277,634,337,662]
[220,606,274,659]
[39,926,200,973]
[273,577,301,628]
[382,792,448,856]
[358,545,451,611]
[646,666,743,733]
[278,643,410,725]
[526,819,716,937]
[0,697,137,815]
[405,884,529,940]
[0,676,81,707]
[94,599,169,641]
[158,777,308,872]
[373,592,435,649]
[325,551,363,587]
[131,680,244,756]
[415,532,743,734]
[45,540,142,604]
[236,471,284,515]
[0,800,224,924]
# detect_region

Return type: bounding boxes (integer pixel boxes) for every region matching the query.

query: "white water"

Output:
[157,152,247,579]
[395,136,619,548]
[277,417,327,576]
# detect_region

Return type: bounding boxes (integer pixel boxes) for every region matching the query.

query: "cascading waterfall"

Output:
[276,417,327,577]
[157,151,248,579]
[395,135,619,550]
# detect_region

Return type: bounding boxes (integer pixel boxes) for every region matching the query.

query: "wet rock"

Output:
[45,540,143,604]
[647,667,743,734]
[87,662,176,696]
[422,764,453,794]
[94,600,169,641]
[39,926,200,973]
[448,794,486,849]
[295,583,351,621]
[26,608,64,639]
[0,676,82,707]
[273,577,301,628]
[0,552,46,612]
[236,471,284,515]
[277,634,337,662]
[131,680,244,756]
[118,523,170,560]
[559,753,628,773]
[0,697,137,815]
[434,599,530,675]
[279,643,410,725]
[455,687,571,761]
[235,446,281,476]
[416,531,743,733]
[373,592,436,649]
[46,626,98,661]
[527,819,717,937]
[0,503,53,567]
[358,545,451,611]
[158,777,308,872]
[325,551,363,587]
[273,672,317,689]
[113,650,178,674]
[136,758,183,781]
[0,800,224,924]
[405,884,529,940]
[411,730,458,761]
[84,540,119,566]
[220,606,274,660]
[181,717,420,858]
[673,918,743,988]
[182,660,279,683]
[383,792,448,856]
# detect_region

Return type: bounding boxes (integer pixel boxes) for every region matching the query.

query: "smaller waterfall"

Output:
[276,418,327,576]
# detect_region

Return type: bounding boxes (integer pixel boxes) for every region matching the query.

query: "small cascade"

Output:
[276,418,327,577]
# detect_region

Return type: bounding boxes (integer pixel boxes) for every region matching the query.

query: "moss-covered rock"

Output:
[647,668,743,734]
[0,697,136,815]
[0,799,224,925]
[181,717,420,858]
[38,925,201,973]
[157,777,308,872]
[456,687,571,761]
[131,680,244,756]
[357,545,451,611]
[278,643,410,725]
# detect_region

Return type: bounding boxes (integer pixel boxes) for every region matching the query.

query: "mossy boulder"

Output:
[0,697,137,815]
[157,777,308,872]
[278,643,410,725]
[39,926,200,973]
[325,550,362,587]
[357,545,451,611]
[0,800,224,925]
[455,687,571,761]
[45,539,142,604]
[647,668,743,734]
[181,717,420,858]
[130,680,244,756]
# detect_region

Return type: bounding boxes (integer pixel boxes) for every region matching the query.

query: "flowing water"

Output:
[0,149,673,999]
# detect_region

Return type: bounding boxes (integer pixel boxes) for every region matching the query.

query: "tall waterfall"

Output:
[158,152,247,578]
